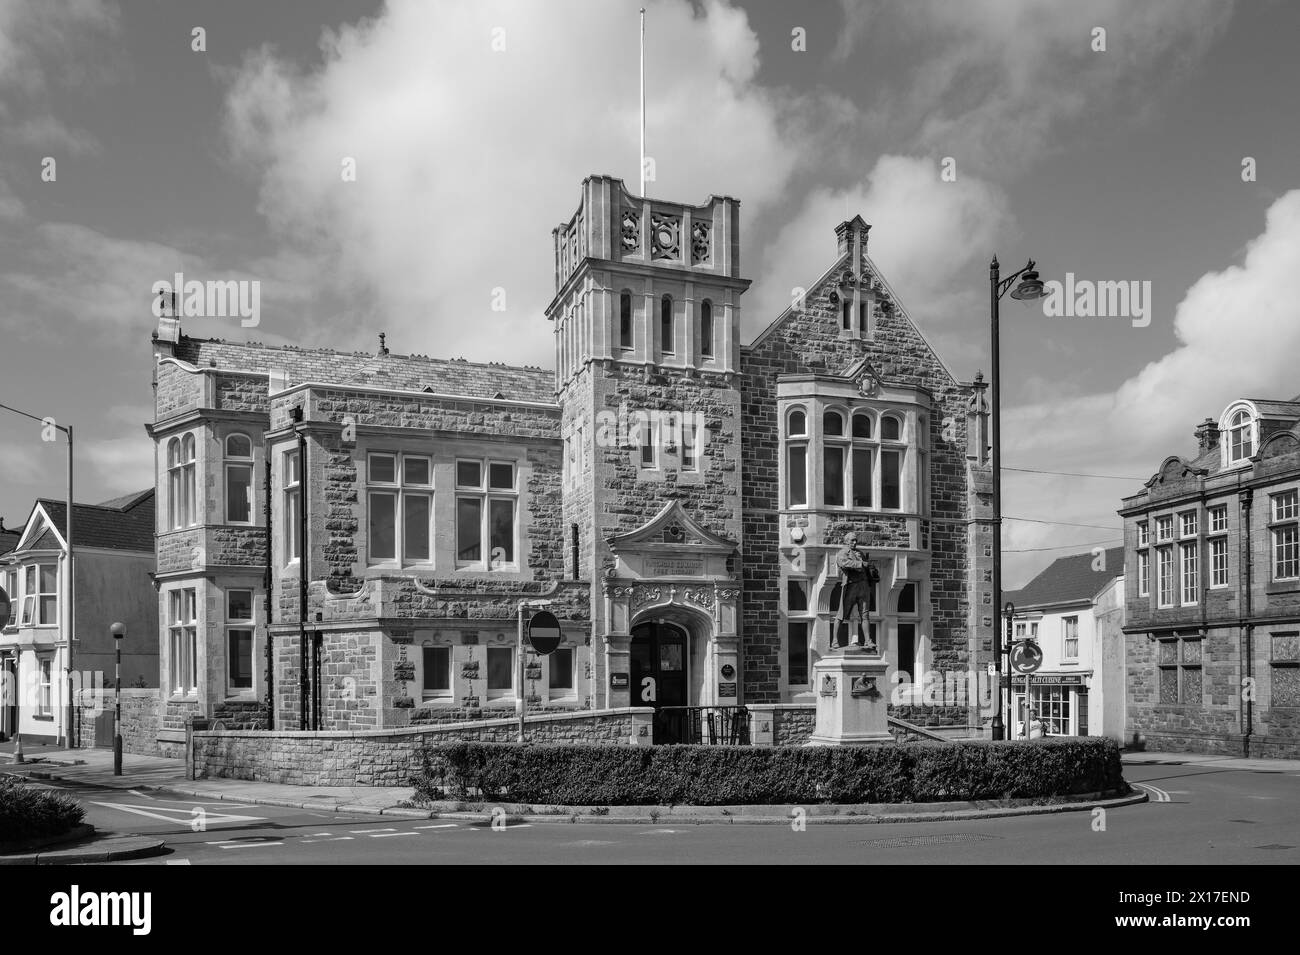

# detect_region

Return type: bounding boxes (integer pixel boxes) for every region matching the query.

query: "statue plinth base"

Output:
[807,646,892,746]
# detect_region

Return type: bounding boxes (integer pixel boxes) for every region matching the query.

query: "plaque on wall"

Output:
[718,682,737,697]
[610,672,630,689]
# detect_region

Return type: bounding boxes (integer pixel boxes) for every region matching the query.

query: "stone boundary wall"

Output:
[191,707,656,786]
[73,689,161,756]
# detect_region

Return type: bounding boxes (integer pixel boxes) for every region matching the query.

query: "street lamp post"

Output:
[0,402,74,747]
[111,622,124,775]
[988,256,1044,741]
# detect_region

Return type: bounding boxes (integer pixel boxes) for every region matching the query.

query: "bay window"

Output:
[21,564,57,627]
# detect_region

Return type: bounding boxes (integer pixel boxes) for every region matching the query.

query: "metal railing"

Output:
[655,705,750,745]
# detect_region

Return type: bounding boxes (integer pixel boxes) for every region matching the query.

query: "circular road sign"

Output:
[1009,640,1044,674]
[526,610,562,655]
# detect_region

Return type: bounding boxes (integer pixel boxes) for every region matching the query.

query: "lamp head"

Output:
[110,621,126,640]
[1009,261,1045,301]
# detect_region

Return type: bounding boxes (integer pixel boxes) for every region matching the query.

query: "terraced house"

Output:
[145,175,995,747]
[1122,396,1300,757]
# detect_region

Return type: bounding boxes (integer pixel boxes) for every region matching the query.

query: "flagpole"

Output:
[639,7,646,196]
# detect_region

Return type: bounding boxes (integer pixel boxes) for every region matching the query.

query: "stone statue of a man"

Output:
[835,531,879,650]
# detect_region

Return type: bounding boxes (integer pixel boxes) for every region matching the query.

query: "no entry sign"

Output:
[526,610,562,655]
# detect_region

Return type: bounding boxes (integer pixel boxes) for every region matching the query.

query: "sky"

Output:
[1,0,1298,587]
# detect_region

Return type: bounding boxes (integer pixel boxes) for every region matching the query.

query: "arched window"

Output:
[661,295,674,355]
[852,413,872,439]
[841,298,852,330]
[786,407,808,507]
[881,415,902,441]
[168,434,196,529]
[700,300,713,358]
[1227,409,1254,463]
[225,433,254,524]
[896,582,919,683]
[619,291,632,349]
[823,410,847,507]
[788,408,807,437]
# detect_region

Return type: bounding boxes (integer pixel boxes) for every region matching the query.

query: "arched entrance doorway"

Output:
[630,620,690,742]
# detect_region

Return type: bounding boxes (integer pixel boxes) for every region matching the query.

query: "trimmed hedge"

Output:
[0,776,85,844]
[412,738,1128,806]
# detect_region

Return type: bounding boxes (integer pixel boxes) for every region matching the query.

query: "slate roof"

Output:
[1009,547,1124,609]
[21,489,155,554]
[174,336,556,404]
[0,522,20,556]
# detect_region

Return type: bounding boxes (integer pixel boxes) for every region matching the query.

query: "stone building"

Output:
[1121,396,1300,757]
[145,175,994,744]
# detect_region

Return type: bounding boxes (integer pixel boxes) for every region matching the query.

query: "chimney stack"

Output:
[1194,417,1221,454]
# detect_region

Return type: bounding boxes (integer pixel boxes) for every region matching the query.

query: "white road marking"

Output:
[207,841,283,849]
[640,829,680,835]
[415,824,459,830]
[88,801,266,825]
[301,836,353,843]
[127,789,154,799]
[370,832,418,838]
[350,827,395,834]
[165,859,191,865]
[1133,783,1171,803]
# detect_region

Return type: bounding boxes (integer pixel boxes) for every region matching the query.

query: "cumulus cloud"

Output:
[221,0,805,364]
[1000,189,1300,584]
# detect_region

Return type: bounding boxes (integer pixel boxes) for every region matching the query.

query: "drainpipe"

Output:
[290,406,309,731]
[571,523,579,581]
[263,449,273,730]
[1239,488,1253,757]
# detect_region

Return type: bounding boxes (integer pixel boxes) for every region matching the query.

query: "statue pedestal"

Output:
[808,646,892,746]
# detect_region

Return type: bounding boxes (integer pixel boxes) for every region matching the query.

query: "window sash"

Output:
[1179,511,1198,538]
[1210,538,1229,588]
[1180,543,1199,605]
[422,646,451,694]
[1274,525,1299,581]
[1157,547,1174,607]
[1272,491,1298,522]
[824,445,846,507]
[1209,507,1228,533]
[1155,516,1173,542]
[1136,521,1149,546]
[37,659,52,715]
[851,447,873,508]
[1137,551,1150,597]
[1062,617,1079,659]
[549,647,574,692]
[226,463,253,523]
[486,647,513,693]
[228,628,253,690]
[881,450,902,510]
[787,443,807,507]
[787,621,810,686]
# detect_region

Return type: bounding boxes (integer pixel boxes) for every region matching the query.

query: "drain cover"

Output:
[859,832,1003,848]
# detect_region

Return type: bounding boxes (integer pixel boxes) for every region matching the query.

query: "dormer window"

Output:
[1224,406,1256,466]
